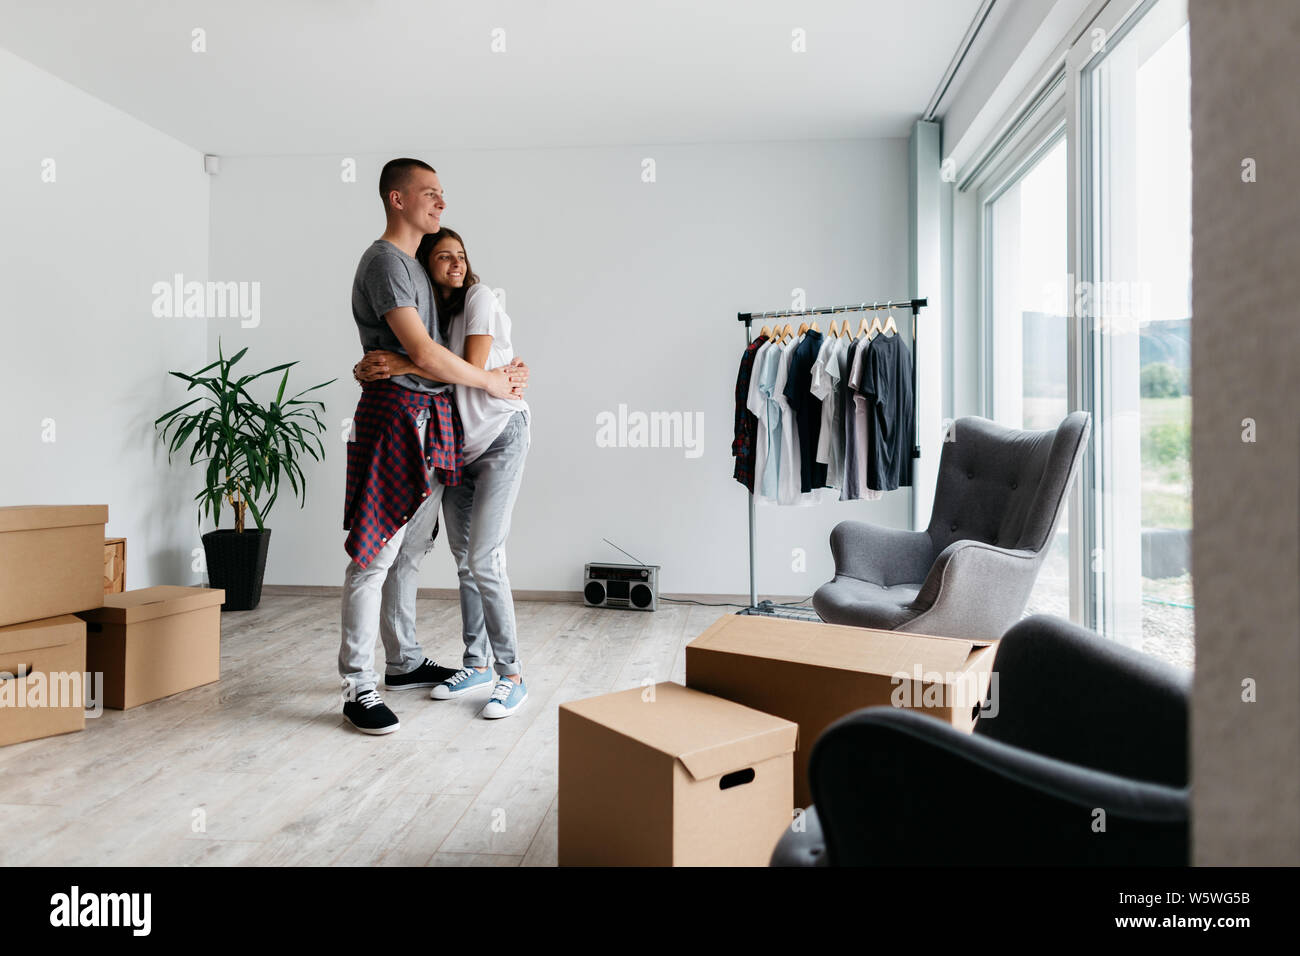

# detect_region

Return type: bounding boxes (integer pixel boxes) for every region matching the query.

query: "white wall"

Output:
[206,139,911,596]
[0,48,210,587]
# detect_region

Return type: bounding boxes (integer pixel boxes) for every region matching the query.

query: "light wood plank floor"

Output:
[0,594,732,867]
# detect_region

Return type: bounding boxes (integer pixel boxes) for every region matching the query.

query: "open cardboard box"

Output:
[686,614,999,810]
[0,505,107,628]
[558,681,798,866]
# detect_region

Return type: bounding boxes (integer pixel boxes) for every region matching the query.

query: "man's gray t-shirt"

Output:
[352,239,449,393]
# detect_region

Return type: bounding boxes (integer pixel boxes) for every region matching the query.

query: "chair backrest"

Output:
[975,614,1191,787]
[925,412,1091,556]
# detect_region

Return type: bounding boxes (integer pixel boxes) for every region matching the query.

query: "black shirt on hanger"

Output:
[861,331,914,490]
[782,329,827,493]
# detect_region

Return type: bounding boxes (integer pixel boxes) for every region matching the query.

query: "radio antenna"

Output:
[602,538,648,568]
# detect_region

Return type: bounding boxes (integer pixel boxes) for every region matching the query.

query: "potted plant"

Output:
[155,341,335,610]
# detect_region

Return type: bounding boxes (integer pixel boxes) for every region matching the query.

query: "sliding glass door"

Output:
[1072,0,1192,658]
[975,0,1193,662]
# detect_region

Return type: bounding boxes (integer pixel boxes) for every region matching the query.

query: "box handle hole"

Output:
[719,768,755,790]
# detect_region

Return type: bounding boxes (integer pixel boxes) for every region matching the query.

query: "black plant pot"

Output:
[202,528,272,611]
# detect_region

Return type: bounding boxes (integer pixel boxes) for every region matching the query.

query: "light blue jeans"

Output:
[339,407,444,696]
[442,410,530,676]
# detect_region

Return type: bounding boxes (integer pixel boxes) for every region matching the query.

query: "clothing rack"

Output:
[735,297,928,619]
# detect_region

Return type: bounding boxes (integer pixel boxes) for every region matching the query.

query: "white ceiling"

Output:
[0,0,982,155]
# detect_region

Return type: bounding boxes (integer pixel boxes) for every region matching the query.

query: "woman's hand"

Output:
[353,350,414,383]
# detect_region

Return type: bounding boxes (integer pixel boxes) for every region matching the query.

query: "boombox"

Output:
[583,562,659,611]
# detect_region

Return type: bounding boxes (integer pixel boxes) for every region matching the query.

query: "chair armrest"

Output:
[829,520,934,587]
[810,708,1189,866]
[901,539,1040,640]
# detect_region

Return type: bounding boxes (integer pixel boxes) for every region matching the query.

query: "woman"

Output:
[357,228,532,719]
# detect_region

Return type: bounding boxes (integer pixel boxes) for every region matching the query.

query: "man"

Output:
[340,157,527,735]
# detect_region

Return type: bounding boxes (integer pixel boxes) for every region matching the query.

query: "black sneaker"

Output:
[343,689,400,735]
[384,657,459,690]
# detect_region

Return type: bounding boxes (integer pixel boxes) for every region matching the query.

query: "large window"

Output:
[1076,0,1193,663]
[972,0,1193,666]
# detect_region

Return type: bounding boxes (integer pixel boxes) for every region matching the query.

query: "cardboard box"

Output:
[686,614,1000,809]
[0,615,87,747]
[0,505,107,628]
[77,586,224,710]
[558,681,798,867]
[103,538,127,594]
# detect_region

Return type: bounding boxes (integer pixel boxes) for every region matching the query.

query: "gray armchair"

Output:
[812,412,1091,640]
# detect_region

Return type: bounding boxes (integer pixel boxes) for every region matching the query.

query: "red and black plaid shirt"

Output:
[343,379,463,568]
[731,337,766,491]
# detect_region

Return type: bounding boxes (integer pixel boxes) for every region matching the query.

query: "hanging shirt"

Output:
[731,337,766,492]
[782,329,826,493]
[773,337,805,505]
[749,341,782,501]
[838,337,862,500]
[844,337,884,502]
[810,335,842,486]
[860,330,916,490]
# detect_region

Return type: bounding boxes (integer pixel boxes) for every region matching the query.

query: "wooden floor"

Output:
[0,594,731,867]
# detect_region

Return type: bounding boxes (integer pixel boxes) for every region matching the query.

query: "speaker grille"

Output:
[583,580,607,606]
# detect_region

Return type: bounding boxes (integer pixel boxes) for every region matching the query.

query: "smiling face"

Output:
[426,235,467,291]
[392,167,445,234]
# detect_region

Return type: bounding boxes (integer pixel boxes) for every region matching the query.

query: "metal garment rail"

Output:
[734,297,928,618]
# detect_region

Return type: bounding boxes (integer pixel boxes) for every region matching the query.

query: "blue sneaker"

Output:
[430,667,494,700]
[481,677,527,719]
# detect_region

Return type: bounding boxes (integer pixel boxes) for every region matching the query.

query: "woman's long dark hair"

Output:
[416,227,481,341]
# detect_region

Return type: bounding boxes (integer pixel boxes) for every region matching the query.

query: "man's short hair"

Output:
[379,158,436,204]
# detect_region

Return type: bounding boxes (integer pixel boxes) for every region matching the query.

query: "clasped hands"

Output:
[354,350,529,400]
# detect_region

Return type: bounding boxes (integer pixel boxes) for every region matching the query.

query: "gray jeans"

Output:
[339,407,444,696]
[442,410,530,676]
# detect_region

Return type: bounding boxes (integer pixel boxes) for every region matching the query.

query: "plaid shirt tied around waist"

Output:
[343,379,464,568]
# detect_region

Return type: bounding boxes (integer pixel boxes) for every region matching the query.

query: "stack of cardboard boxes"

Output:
[558,613,999,867]
[0,505,225,747]
[0,505,107,746]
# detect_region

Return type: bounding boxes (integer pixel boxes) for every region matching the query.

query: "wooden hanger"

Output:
[810,320,820,334]
[866,302,883,339]
[828,319,838,337]
[782,322,795,342]
[883,307,899,337]
[856,312,871,339]
[759,325,771,340]
[797,321,809,337]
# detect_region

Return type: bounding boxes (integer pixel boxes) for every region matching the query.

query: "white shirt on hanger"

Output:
[773,337,800,505]
[746,339,776,501]
[810,334,841,482]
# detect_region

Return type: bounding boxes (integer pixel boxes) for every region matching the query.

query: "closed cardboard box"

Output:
[559,681,798,867]
[686,614,999,810]
[77,586,224,710]
[0,615,87,747]
[0,505,107,628]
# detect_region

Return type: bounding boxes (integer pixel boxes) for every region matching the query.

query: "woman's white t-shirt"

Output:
[449,283,531,464]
